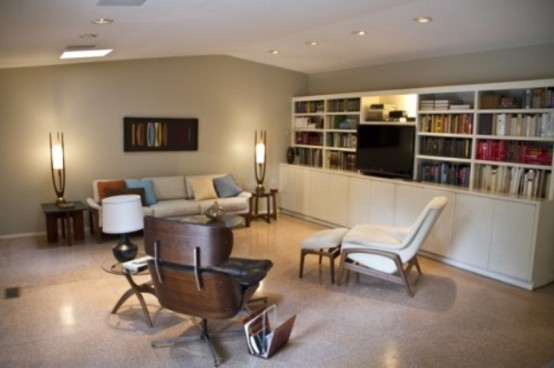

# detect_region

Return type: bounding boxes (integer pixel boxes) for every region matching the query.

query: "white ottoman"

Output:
[299,228,349,284]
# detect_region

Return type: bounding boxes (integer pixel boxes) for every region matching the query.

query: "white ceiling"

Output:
[1,0,553,74]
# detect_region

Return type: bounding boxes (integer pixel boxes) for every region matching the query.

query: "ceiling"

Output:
[1,0,554,74]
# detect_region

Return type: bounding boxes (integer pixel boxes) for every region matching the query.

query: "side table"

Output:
[101,257,157,327]
[41,201,87,246]
[250,189,278,224]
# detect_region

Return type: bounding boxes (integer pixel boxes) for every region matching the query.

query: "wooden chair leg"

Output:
[299,250,306,278]
[329,253,335,284]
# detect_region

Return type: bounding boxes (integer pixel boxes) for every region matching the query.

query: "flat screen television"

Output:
[356,124,415,179]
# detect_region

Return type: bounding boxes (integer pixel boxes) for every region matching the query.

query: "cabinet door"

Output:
[395,184,455,257]
[324,172,349,226]
[279,165,295,212]
[368,179,395,225]
[278,165,309,214]
[450,194,493,269]
[304,170,349,225]
[348,177,372,227]
[489,201,536,280]
[306,170,327,218]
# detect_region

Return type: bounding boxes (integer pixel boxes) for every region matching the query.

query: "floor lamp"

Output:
[255,130,267,195]
[49,132,66,205]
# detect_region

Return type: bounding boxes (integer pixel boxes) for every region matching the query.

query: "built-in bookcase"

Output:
[291,79,554,200]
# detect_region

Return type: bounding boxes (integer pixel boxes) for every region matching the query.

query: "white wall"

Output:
[307,43,554,94]
[0,55,307,236]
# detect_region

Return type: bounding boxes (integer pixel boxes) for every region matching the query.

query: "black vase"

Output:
[112,234,138,262]
[286,147,295,164]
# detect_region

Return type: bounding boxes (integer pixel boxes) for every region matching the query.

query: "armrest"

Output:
[86,197,101,210]
[238,191,252,199]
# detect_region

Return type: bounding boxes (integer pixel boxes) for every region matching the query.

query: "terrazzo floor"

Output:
[1,214,553,368]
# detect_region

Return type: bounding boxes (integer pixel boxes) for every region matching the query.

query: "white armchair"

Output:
[337,196,448,296]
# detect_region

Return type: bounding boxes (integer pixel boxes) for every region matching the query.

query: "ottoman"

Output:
[299,227,349,284]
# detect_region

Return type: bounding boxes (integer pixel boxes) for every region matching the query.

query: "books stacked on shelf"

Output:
[295,132,322,146]
[478,113,554,137]
[419,99,464,111]
[449,103,472,110]
[328,132,357,149]
[122,255,153,272]
[547,87,554,108]
[328,98,360,112]
[295,101,324,113]
[297,148,322,167]
[476,140,552,165]
[419,100,434,111]
[474,165,551,198]
[327,151,356,171]
[419,114,473,134]
[243,305,296,359]
[419,137,471,158]
[418,161,470,187]
[367,104,396,121]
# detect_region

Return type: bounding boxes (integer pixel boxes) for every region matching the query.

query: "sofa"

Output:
[86,173,251,242]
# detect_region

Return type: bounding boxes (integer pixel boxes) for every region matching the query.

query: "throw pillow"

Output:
[125,179,157,205]
[97,180,125,201]
[188,176,218,200]
[213,174,242,198]
[104,188,147,206]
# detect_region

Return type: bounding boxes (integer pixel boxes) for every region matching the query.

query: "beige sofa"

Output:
[86,173,251,242]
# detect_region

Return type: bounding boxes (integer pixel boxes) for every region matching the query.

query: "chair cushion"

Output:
[145,176,186,200]
[300,228,349,250]
[342,224,405,248]
[212,257,273,288]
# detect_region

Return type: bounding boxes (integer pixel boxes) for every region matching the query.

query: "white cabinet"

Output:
[489,201,536,280]
[450,194,493,269]
[278,165,308,214]
[279,163,554,290]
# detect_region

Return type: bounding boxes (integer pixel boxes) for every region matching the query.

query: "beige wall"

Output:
[3,43,554,237]
[0,55,307,236]
[307,43,554,95]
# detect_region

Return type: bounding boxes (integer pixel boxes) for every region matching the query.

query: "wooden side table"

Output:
[101,257,156,327]
[250,189,278,224]
[41,201,86,246]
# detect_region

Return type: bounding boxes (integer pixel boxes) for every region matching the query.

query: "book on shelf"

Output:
[243,304,296,359]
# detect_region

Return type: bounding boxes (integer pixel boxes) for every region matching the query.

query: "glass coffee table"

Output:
[101,256,156,327]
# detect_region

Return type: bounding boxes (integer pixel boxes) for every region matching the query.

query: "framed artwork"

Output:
[123,117,198,152]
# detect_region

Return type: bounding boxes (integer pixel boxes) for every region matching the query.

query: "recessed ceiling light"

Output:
[60,48,113,59]
[268,50,280,55]
[414,16,432,23]
[352,30,367,36]
[79,34,98,39]
[92,18,114,25]
[305,41,319,47]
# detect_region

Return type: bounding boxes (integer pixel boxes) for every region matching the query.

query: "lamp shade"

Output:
[102,194,143,234]
[255,142,265,164]
[51,144,64,170]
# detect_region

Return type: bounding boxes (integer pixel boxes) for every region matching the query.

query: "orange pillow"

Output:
[97,180,126,202]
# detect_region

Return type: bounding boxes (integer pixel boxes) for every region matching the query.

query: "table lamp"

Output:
[102,194,143,262]
[254,130,267,195]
